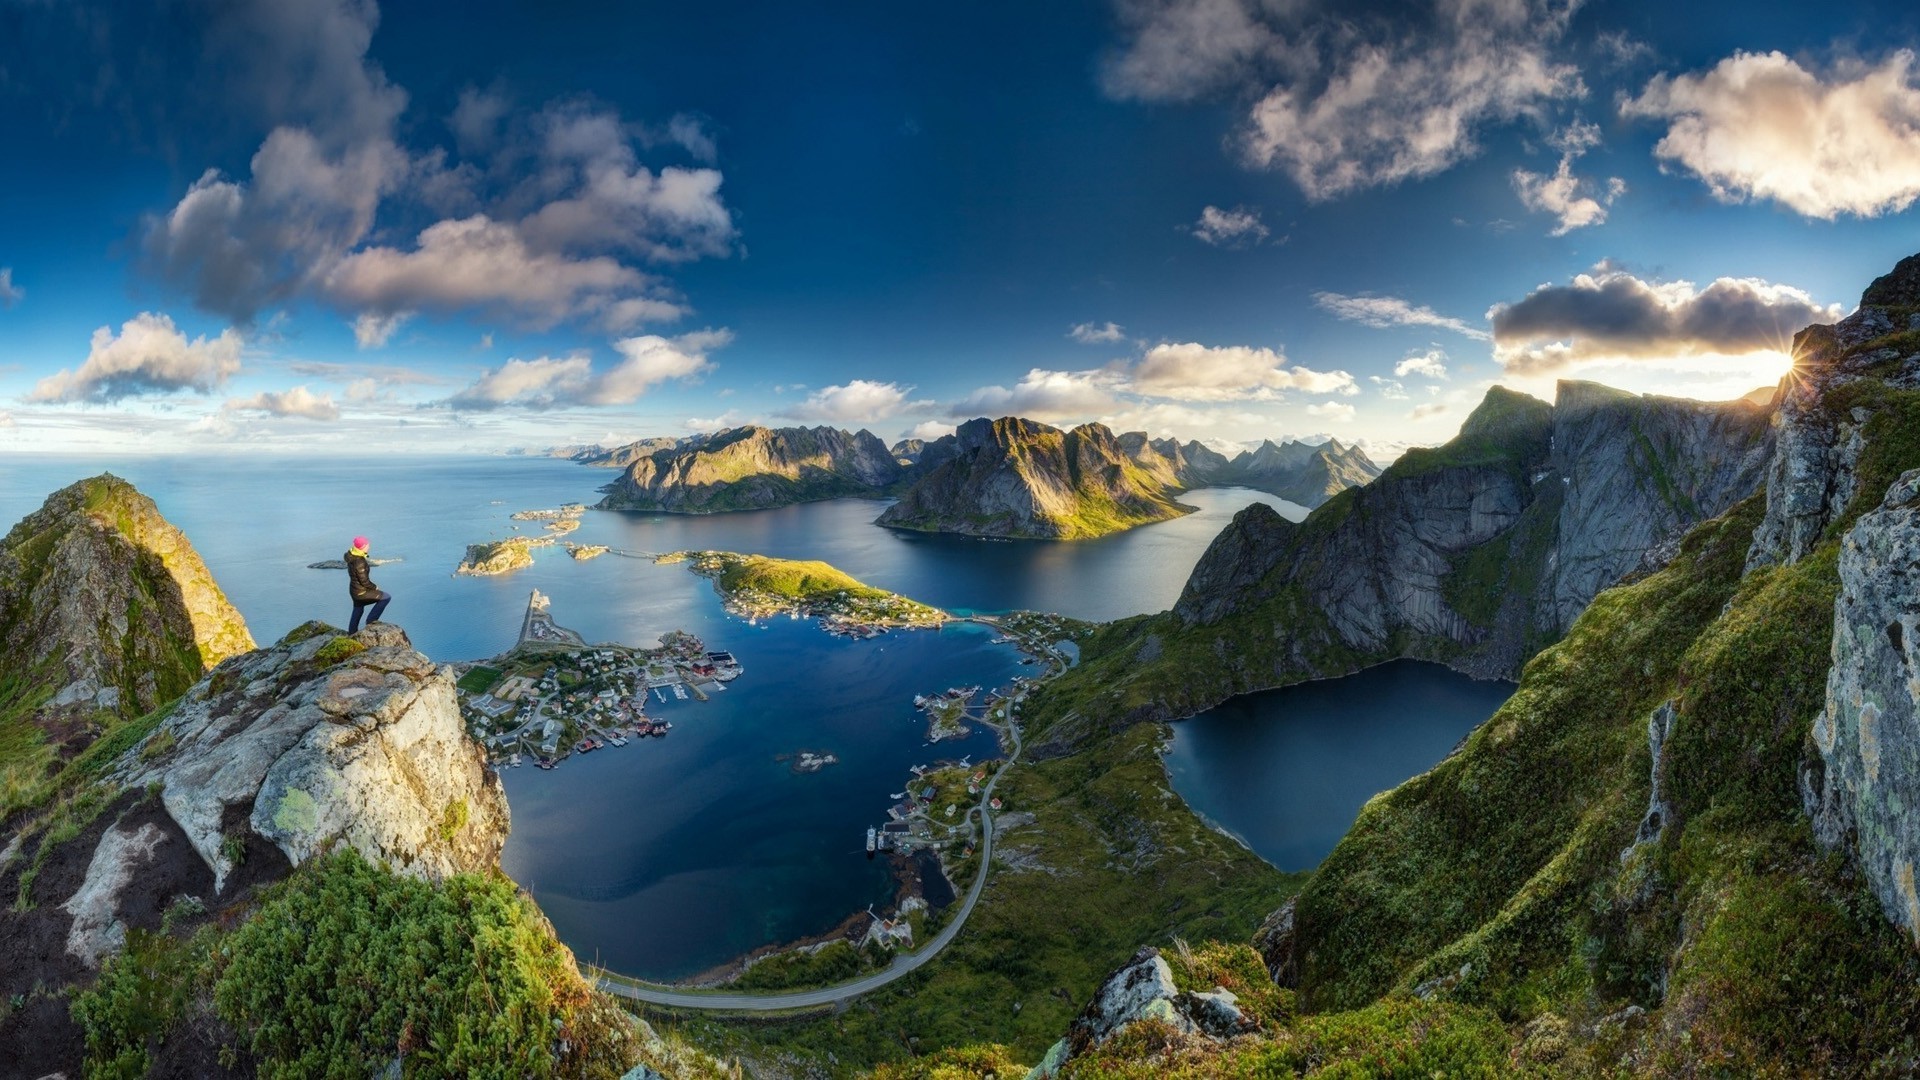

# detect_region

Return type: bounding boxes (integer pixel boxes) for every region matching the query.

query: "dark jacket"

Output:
[345,550,382,602]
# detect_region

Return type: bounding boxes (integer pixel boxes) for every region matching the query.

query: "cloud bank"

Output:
[1488,268,1842,373]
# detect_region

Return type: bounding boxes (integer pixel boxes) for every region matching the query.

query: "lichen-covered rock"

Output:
[60,820,169,967]
[1804,468,1920,943]
[114,621,508,892]
[1065,947,1193,1054]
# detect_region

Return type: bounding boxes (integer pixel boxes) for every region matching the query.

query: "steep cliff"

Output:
[0,475,254,815]
[1027,379,1773,745]
[876,417,1196,539]
[596,424,904,512]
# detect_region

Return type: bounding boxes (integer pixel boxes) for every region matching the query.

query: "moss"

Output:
[277,620,335,647]
[312,635,366,667]
[438,797,470,844]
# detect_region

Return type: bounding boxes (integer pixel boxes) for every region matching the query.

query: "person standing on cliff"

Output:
[345,535,391,632]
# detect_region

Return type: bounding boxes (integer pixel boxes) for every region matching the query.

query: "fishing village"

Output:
[455,589,742,769]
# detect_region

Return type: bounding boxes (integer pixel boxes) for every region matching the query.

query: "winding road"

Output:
[595,718,1025,1012]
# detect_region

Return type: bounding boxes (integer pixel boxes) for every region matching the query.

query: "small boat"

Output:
[866,826,877,855]
[509,753,522,768]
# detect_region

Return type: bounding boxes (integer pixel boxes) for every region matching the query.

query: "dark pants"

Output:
[349,591,391,633]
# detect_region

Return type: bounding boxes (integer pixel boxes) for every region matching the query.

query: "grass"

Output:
[457,666,504,694]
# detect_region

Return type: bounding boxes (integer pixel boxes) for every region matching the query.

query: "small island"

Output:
[566,544,609,561]
[456,536,554,576]
[659,551,947,636]
[782,750,840,774]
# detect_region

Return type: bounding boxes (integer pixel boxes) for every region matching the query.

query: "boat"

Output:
[889,792,906,800]
[509,753,522,768]
[866,826,877,855]
[672,684,688,700]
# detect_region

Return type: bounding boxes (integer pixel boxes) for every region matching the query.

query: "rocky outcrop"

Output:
[597,425,904,512]
[1805,469,1920,943]
[1027,947,1256,1078]
[0,474,254,760]
[879,418,1196,539]
[113,622,508,892]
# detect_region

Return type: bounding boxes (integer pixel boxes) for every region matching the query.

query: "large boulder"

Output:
[113,621,508,892]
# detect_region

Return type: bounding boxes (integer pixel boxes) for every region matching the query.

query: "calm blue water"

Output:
[0,454,1304,979]
[1163,661,1516,872]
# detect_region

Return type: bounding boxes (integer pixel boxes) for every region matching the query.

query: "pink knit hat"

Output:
[352,536,369,551]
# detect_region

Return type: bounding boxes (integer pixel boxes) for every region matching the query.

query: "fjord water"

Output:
[0,456,1304,978]
[1163,660,1516,871]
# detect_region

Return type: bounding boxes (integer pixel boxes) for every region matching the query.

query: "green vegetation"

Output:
[1388,386,1552,482]
[457,665,504,694]
[730,940,881,992]
[663,550,947,627]
[212,848,637,1078]
[66,848,645,1079]
[312,635,366,666]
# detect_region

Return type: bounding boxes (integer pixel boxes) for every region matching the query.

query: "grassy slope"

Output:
[671,723,1296,1071]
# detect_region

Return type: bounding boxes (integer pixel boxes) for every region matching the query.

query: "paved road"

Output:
[595,719,1025,1011]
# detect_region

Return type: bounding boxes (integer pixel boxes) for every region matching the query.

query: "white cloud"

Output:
[1190,205,1269,246]
[902,420,956,442]
[30,313,244,403]
[1114,0,1588,199]
[324,215,683,331]
[224,385,340,420]
[1409,402,1450,420]
[352,311,409,348]
[1488,268,1842,373]
[444,328,727,410]
[0,268,22,307]
[1134,342,1355,400]
[1513,122,1625,234]
[1306,401,1356,422]
[685,409,749,433]
[1623,49,1920,219]
[1370,376,1409,399]
[1313,291,1491,341]
[1069,321,1127,344]
[950,368,1128,421]
[1394,349,1450,380]
[783,380,922,424]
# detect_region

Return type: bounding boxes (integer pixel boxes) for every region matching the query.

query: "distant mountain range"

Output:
[581,418,1380,539]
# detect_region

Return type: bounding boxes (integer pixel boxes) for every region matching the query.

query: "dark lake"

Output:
[1163,660,1517,872]
[0,454,1306,979]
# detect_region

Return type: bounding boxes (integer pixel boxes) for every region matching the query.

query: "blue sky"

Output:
[1,0,1918,458]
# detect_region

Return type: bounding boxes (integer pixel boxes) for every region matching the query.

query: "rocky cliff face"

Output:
[876,417,1195,539]
[116,621,507,892]
[596,424,904,512]
[0,475,254,799]
[1028,379,1774,743]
